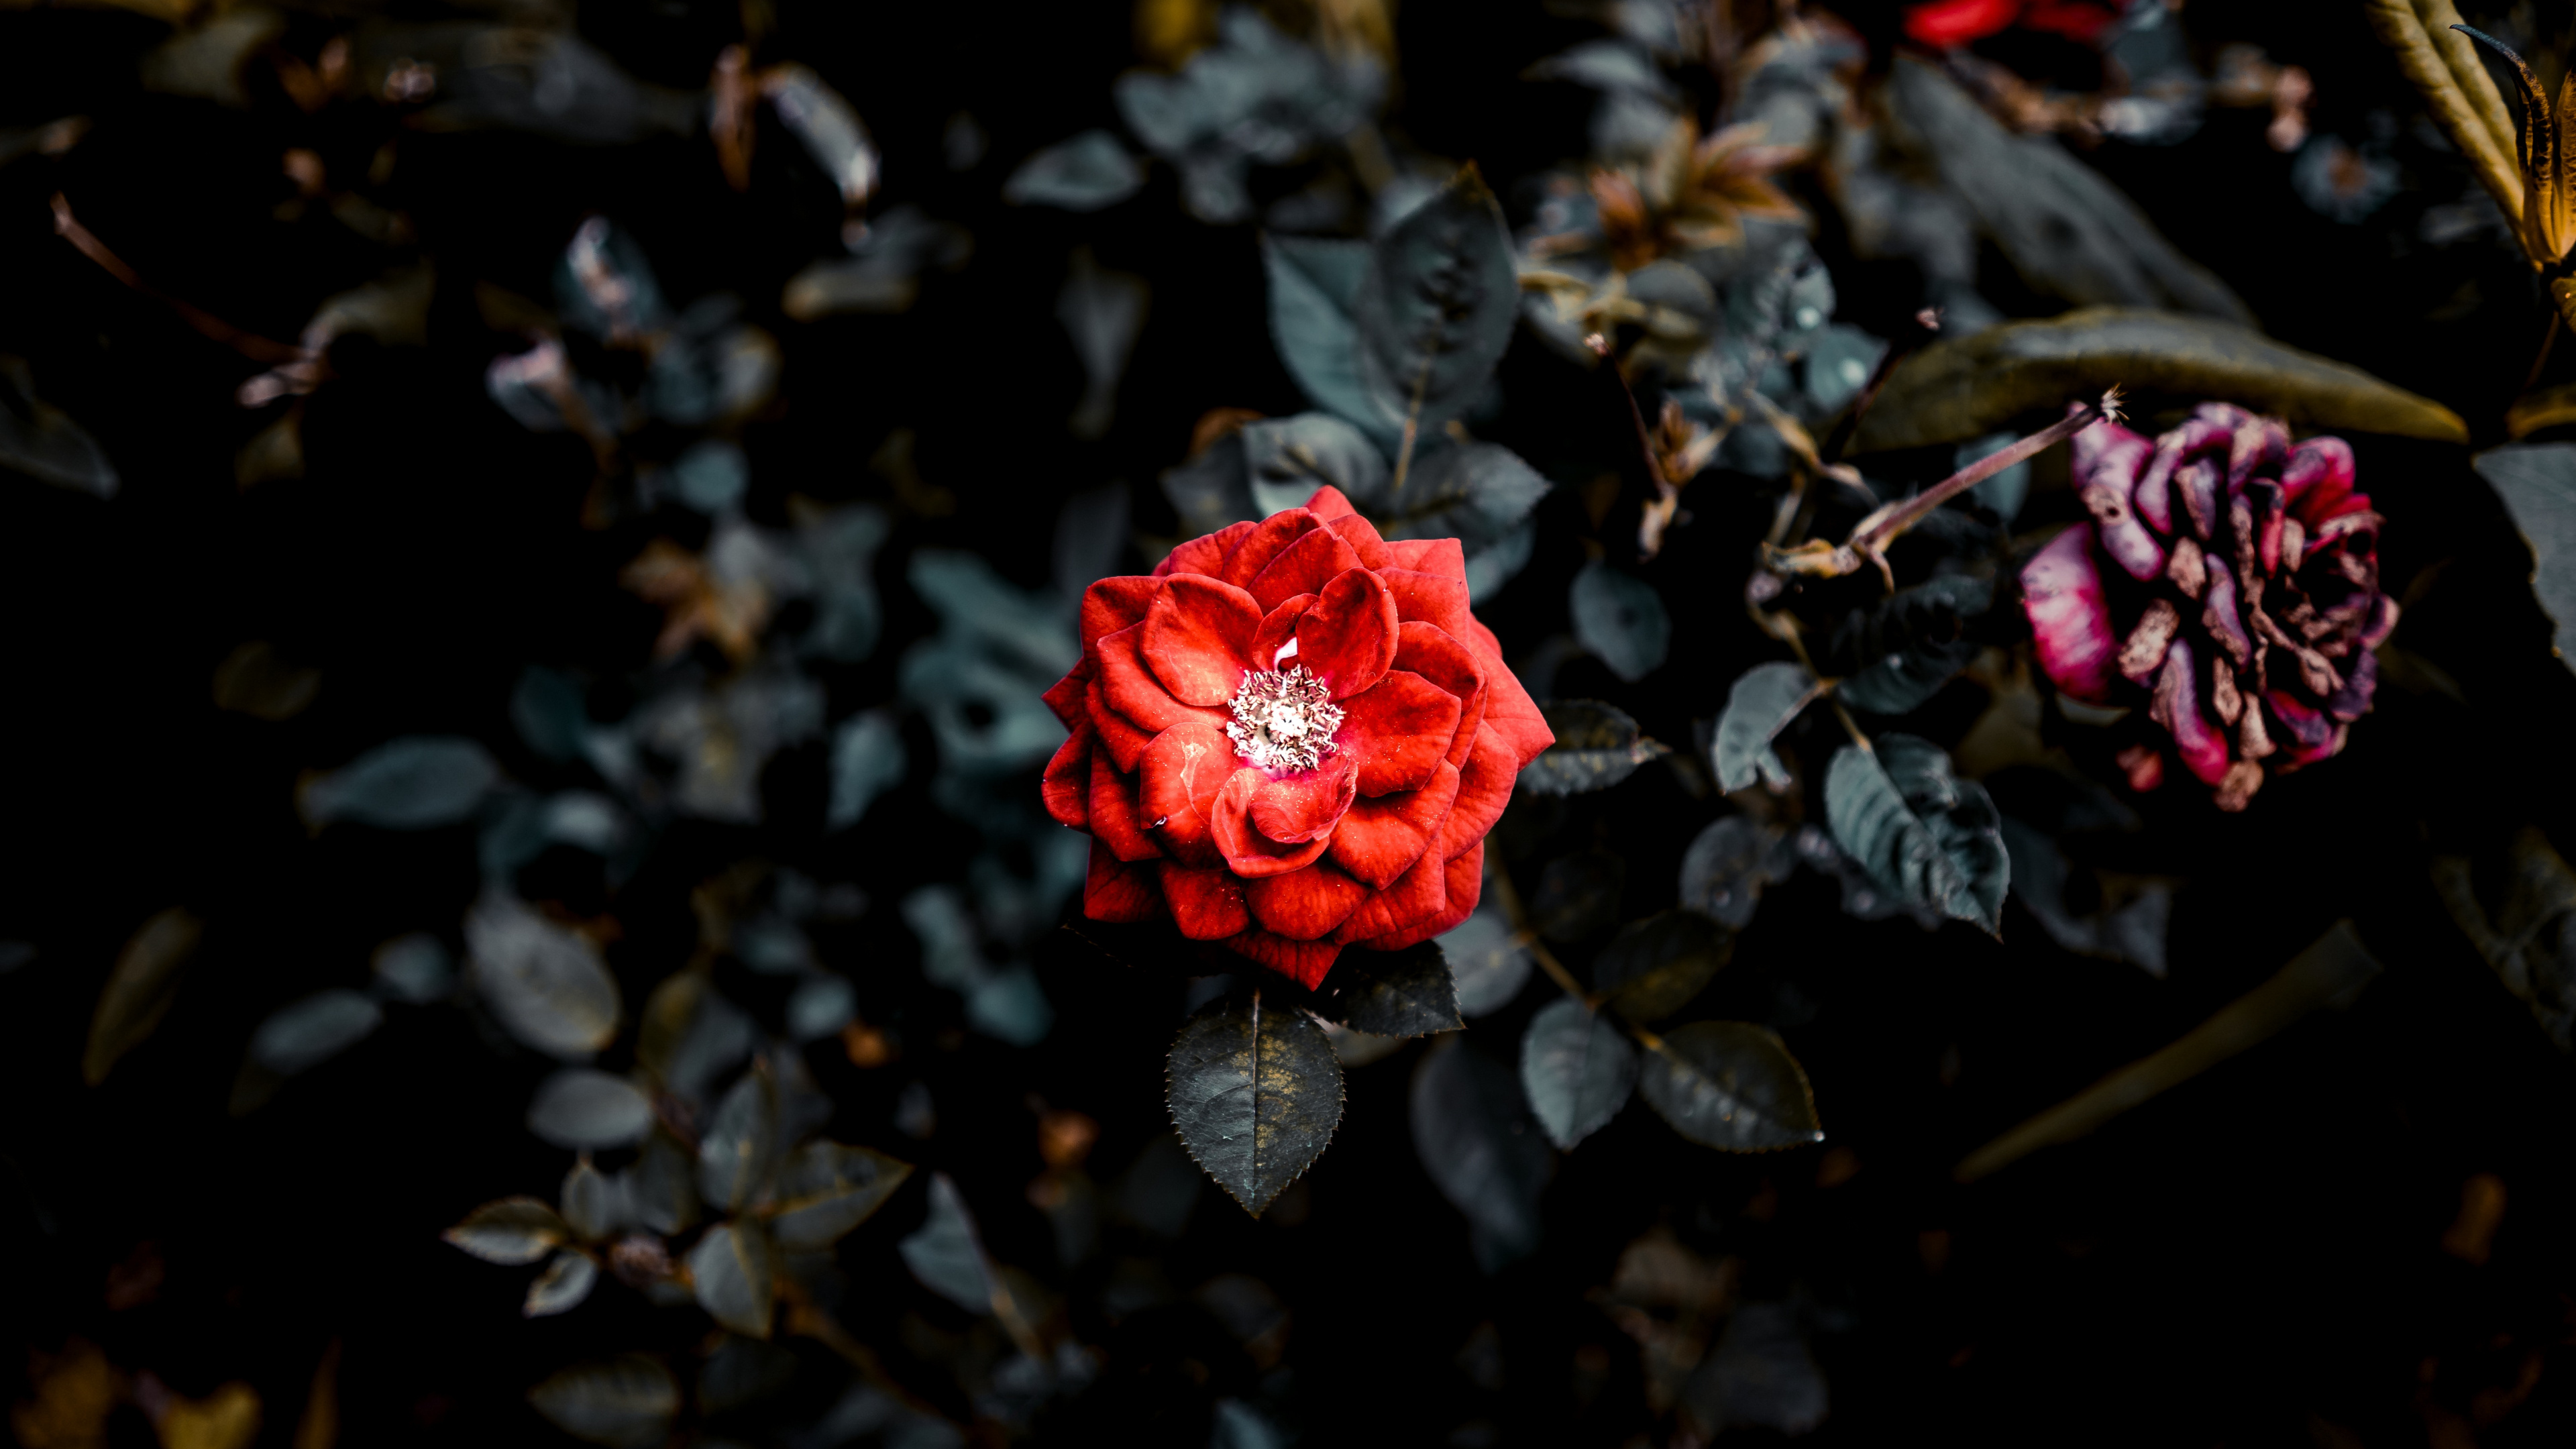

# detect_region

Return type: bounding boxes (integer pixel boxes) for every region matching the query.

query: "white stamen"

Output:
[1226,663,1342,771]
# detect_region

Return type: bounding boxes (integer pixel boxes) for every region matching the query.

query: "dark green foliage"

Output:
[1352,167,1521,441]
[529,1356,680,1448]
[1713,663,1816,792]
[1519,999,1638,1150]
[898,1173,996,1313]
[1591,911,1731,1025]
[1521,700,1672,796]
[767,1142,914,1250]
[688,1221,778,1338]
[1637,1023,1824,1152]
[1825,735,2010,935]
[1324,943,1462,1038]
[2474,444,2576,674]
[1167,991,1344,1216]
[1264,236,1379,439]
[1409,1038,1552,1270]
[526,1068,655,1150]
[1831,575,1992,716]
[1570,560,1672,683]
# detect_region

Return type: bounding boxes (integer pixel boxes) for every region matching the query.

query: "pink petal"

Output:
[1382,537,1468,582]
[1303,486,1358,521]
[1354,842,1485,951]
[2150,636,2232,786]
[1325,513,1392,569]
[1157,520,1257,580]
[2020,524,2118,702]
[1392,621,1488,769]
[1138,720,1236,869]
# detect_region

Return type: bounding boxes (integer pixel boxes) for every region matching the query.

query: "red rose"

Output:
[1040,485,1556,988]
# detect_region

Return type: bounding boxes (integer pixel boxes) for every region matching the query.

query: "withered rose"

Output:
[2021,403,2396,812]
[1042,486,1556,987]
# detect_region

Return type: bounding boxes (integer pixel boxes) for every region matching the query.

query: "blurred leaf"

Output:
[1713,663,1815,793]
[1436,902,1533,1016]
[1242,411,1388,516]
[1054,480,1133,599]
[1324,942,1460,1037]
[786,975,855,1041]
[1592,911,1731,1024]
[631,1127,702,1236]
[1353,166,1518,441]
[967,967,1055,1046]
[782,207,971,319]
[638,969,754,1106]
[2473,444,2576,675]
[1680,1301,1829,1437]
[1570,561,1671,683]
[899,1172,996,1311]
[211,641,319,722]
[761,65,876,206]
[1005,129,1144,211]
[299,737,500,831]
[528,1069,655,1150]
[2000,819,2170,976]
[669,439,747,513]
[768,1142,913,1250]
[1835,576,1990,716]
[1263,235,1381,439]
[0,358,117,498]
[372,934,453,1004]
[525,1249,598,1318]
[795,500,892,661]
[11,1338,113,1449]
[466,893,621,1059]
[140,8,282,106]
[1409,1038,1552,1270]
[1826,736,2008,935]
[443,1197,570,1265]
[248,989,381,1077]
[1800,323,1884,415]
[1161,427,1258,537]
[699,1335,800,1416]
[559,1158,630,1240]
[509,667,588,762]
[1520,700,1671,796]
[154,1380,260,1449]
[826,710,907,830]
[698,1067,784,1214]
[384,29,698,146]
[1678,816,1794,930]
[688,1220,777,1338]
[1061,247,1149,440]
[2434,826,2576,1051]
[1638,1022,1823,1151]
[1519,998,1638,1150]
[1210,1398,1290,1449]
[527,1355,679,1449]
[83,908,201,1086]
[1855,307,2467,453]
[1531,849,1626,943]
[1960,431,2030,525]
[1167,990,1344,1216]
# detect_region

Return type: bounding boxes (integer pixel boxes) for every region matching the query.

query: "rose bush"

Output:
[1041,485,1555,987]
[2021,403,2397,811]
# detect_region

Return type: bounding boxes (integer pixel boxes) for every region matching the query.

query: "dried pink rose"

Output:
[2020,402,2396,811]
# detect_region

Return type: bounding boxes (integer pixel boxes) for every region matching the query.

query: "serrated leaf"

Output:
[1352,166,1519,441]
[527,1069,655,1150]
[898,1172,995,1311]
[528,1355,678,1449]
[444,1196,570,1265]
[1243,411,1389,517]
[1409,1038,1552,1270]
[2473,444,2576,675]
[248,987,380,1077]
[767,1142,914,1250]
[698,1067,783,1214]
[1570,561,1671,683]
[1263,235,1381,437]
[1324,942,1461,1037]
[83,908,202,1087]
[1712,663,1817,792]
[1166,989,1344,1216]
[466,892,621,1059]
[1854,306,2466,453]
[688,1220,776,1338]
[1678,816,1794,930]
[1638,1022,1823,1151]
[1519,999,1638,1150]
[1002,129,1143,211]
[1825,735,2008,934]
[1520,700,1672,796]
[1592,911,1731,1024]
[299,736,501,830]
[525,1249,599,1318]
[1834,576,1991,716]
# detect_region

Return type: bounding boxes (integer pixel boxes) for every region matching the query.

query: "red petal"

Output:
[1356,842,1483,950]
[1144,575,1263,706]
[2021,523,2118,702]
[2282,437,2355,524]
[1084,841,1161,923]
[1392,622,1488,769]
[1325,514,1391,569]
[1438,722,1516,857]
[1212,769,1331,877]
[1303,486,1357,520]
[1336,669,1462,796]
[1219,510,1320,589]
[1380,566,1472,637]
[1383,538,1468,582]
[1158,520,1258,580]
[1251,594,1313,667]
[1220,928,1340,989]
[1081,576,1160,662]
[1042,661,1091,729]
[1042,723,1092,829]
[1087,670,1157,771]
[2072,417,2151,496]
[1138,720,1235,868]
[1902,0,2021,48]
[1458,624,1554,769]
[1295,568,1399,699]
[1097,622,1226,740]
[1161,861,1250,940]
[1247,526,1364,612]
[1332,843,1450,945]
[1244,862,1371,941]
[1089,749,1162,862]
[1250,755,1358,843]
[1329,759,1462,889]
[2149,637,2232,786]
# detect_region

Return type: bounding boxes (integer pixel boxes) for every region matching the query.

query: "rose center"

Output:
[1226,665,1342,772]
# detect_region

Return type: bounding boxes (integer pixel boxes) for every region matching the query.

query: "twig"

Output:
[50,193,303,365]
[1488,868,1595,1006]
[2524,310,2562,395]
[1389,358,1434,495]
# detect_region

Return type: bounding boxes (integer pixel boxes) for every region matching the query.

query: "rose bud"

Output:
[2021,403,2394,812]
[1040,486,1556,987]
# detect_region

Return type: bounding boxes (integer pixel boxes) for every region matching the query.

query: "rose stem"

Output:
[51,192,303,364]
[1389,358,1434,496]
[1487,866,1603,1010]
[1846,388,2121,558]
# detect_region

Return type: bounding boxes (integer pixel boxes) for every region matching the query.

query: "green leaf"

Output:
[511,667,588,761]
[1680,1301,1829,1436]
[2473,443,2576,676]
[299,736,501,830]
[525,1249,599,1318]
[1166,989,1345,1216]
[1998,818,2170,975]
[83,908,203,1087]
[767,1142,914,1250]
[827,709,906,830]
[1678,816,1794,930]
[687,1220,777,1338]
[698,1336,800,1415]
[1409,1038,1553,1270]
[527,1069,655,1150]
[0,358,117,497]
[1353,166,1519,441]
[1242,412,1389,517]
[1002,129,1144,211]
[698,1067,783,1214]
[1436,904,1533,1016]
[1519,998,1638,1150]
[1263,235,1381,437]
[248,988,380,1077]
[2432,826,2576,1051]
[1712,663,1817,792]
[899,1172,995,1311]
[1364,440,1551,559]
[528,1355,678,1449]
[466,892,621,1059]
[1638,1022,1824,1151]
[1835,576,1991,716]
[1854,306,2468,453]
[1520,700,1672,796]
[560,1158,630,1241]
[1160,428,1259,537]
[1591,911,1732,1024]
[444,1196,571,1265]
[1825,735,2008,934]
[1570,561,1671,683]
[630,1126,702,1236]
[1799,323,1884,415]
[1323,942,1461,1038]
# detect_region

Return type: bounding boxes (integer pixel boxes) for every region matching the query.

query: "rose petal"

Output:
[2326,647,2377,722]
[1457,619,1554,768]
[1139,720,1234,868]
[1251,594,1313,667]
[1356,842,1484,951]
[1098,622,1228,739]
[2201,562,2251,668]
[2282,437,2355,523]
[1157,519,1257,580]
[2175,456,2222,539]
[1089,749,1162,862]
[2072,417,2151,496]
[1220,928,1340,989]
[1081,576,1160,661]
[1438,722,1516,857]
[2150,636,2232,786]
[2081,478,2167,581]
[1144,575,1263,705]
[1212,769,1332,877]
[1296,568,1399,699]
[1392,622,1487,769]
[1329,759,1462,889]
[1244,862,1371,941]
[1042,661,1091,730]
[1335,669,1462,796]
[1042,723,1093,829]
[1247,525,1364,613]
[1302,485,1358,521]
[1379,566,1472,638]
[1084,841,1161,923]
[1332,843,1451,945]
[1161,861,1250,940]
[2226,416,2288,492]
[1250,755,1358,843]
[1382,537,1468,582]
[1219,510,1320,590]
[2021,524,2118,702]
[2136,417,2231,533]
[1325,513,1392,569]
[1086,670,1158,771]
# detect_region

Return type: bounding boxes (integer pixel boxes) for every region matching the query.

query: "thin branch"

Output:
[2525,309,2562,395]
[50,193,303,365]
[1389,358,1434,495]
